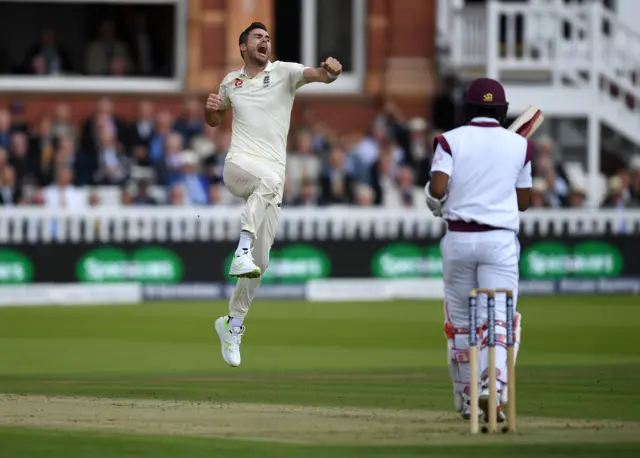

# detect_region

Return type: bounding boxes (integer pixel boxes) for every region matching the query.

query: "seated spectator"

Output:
[292,178,321,207]
[174,97,205,145]
[354,183,375,207]
[19,27,73,75]
[0,166,22,205]
[168,183,187,206]
[370,144,400,205]
[155,132,184,185]
[531,177,549,208]
[51,103,76,140]
[0,109,12,148]
[148,111,174,164]
[384,165,425,208]
[133,180,157,205]
[567,185,587,208]
[9,131,37,185]
[43,166,86,209]
[191,124,218,159]
[629,155,640,205]
[80,97,127,156]
[287,129,321,198]
[85,20,131,75]
[168,151,208,206]
[9,101,30,134]
[601,175,628,209]
[319,145,354,205]
[94,126,129,185]
[128,100,155,148]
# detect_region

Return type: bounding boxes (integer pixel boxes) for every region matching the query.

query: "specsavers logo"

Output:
[76,246,184,283]
[224,244,331,283]
[372,243,442,278]
[0,248,34,283]
[521,241,623,279]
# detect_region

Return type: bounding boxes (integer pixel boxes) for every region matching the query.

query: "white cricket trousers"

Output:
[222,154,285,319]
[440,227,521,403]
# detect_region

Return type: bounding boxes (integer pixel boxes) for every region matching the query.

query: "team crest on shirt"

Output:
[234,78,243,88]
[263,75,270,88]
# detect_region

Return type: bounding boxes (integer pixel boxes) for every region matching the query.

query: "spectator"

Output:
[51,103,76,140]
[191,124,218,159]
[629,155,640,205]
[354,183,375,207]
[155,132,184,185]
[406,117,431,186]
[431,74,464,131]
[43,166,86,209]
[133,180,157,205]
[121,185,135,206]
[19,27,73,75]
[567,185,587,208]
[109,55,129,77]
[0,109,12,148]
[384,165,425,208]
[148,111,173,164]
[174,97,205,145]
[168,183,187,206]
[85,20,131,75]
[319,145,354,205]
[292,178,321,207]
[128,100,155,148]
[370,143,400,205]
[9,131,37,185]
[30,116,56,184]
[126,12,159,76]
[80,97,127,156]
[602,175,627,209]
[531,177,549,208]
[0,166,22,205]
[94,126,129,185]
[169,151,208,206]
[287,130,322,198]
[9,101,30,134]
[50,136,79,186]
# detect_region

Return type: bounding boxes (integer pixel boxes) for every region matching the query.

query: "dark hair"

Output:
[238,22,268,57]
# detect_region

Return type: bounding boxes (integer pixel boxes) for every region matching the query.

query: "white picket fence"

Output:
[0,207,637,244]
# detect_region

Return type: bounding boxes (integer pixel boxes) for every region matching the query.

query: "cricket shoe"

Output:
[460,393,483,421]
[479,388,506,423]
[215,316,244,367]
[229,248,261,279]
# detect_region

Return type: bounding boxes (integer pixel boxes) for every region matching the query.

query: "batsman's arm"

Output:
[515,140,535,211]
[429,136,453,199]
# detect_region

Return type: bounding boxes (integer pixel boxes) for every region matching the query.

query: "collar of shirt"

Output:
[239,61,275,77]
[469,116,500,126]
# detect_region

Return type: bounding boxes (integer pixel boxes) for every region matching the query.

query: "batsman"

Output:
[425,78,533,422]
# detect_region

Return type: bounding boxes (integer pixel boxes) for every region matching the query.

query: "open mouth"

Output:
[257,45,267,56]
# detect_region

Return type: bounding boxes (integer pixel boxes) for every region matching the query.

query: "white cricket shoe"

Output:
[229,249,261,279]
[214,316,245,367]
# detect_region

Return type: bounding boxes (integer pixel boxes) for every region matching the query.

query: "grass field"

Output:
[0,295,639,457]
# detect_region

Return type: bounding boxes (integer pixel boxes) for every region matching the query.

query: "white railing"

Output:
[0,207,637,244]
[450,1,640,126]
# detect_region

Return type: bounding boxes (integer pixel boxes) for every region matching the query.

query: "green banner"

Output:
[76,246,184,283]
[520,241,623,279]
[371,243,442,278]
[0,248,34,284]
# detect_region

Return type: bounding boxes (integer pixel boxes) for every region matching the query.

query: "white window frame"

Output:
[0,0,187,93]
[297,0,366,94]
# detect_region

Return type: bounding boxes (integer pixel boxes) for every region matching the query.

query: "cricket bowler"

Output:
[204,22,342,367]
[424,78,532,422]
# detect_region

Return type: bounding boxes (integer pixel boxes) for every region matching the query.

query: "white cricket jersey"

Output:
[430,117,533,233]
[219,61,309,171]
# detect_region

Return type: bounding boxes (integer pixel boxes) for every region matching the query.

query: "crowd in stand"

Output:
[0,95,639,210]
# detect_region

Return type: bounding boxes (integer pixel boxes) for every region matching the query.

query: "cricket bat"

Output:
[507,105,544,138]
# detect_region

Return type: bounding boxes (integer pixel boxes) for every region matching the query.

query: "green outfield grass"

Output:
[0,295,639,457]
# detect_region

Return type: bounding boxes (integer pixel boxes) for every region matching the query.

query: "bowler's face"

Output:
[246,29,271,65]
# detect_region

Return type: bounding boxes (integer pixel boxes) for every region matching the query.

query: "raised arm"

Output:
[303,57,342,84]
[205,83,231,127]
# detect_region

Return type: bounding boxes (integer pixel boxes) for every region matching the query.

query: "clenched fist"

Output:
[206,93,224,113]
[321,57,342,77]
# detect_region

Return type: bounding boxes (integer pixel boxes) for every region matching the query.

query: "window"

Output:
[0,0,187,93]
[274,0,366,94]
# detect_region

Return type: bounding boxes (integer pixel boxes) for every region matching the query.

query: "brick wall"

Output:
[0,0,437,135]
